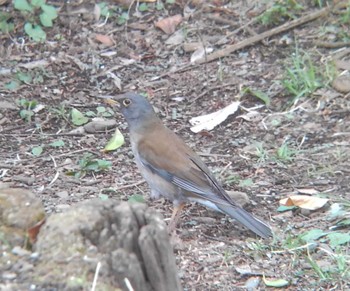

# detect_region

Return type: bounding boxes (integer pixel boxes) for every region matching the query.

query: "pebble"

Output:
[56,191,69,199]
[11,246,31,257]
[2,272,17,280]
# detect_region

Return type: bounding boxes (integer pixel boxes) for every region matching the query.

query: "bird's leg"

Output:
[167,203,185,233]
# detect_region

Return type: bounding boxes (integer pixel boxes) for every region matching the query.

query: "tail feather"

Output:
[218,204,272,239]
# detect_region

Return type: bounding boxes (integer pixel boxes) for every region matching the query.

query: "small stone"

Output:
[56,191,69,199]
[30,252,40,261]
[12,176,35,186]
[12,246,31,256]
[2,272,17,280]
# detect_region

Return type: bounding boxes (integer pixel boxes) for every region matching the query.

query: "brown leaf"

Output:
[280,195,329,210]
[95,34,114,46]
[27,218,46,244]
[155,15,182,35]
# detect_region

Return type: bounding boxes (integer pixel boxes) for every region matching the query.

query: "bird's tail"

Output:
[218,204,272,239]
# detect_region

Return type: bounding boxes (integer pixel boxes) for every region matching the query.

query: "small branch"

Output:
[197,7,331,64]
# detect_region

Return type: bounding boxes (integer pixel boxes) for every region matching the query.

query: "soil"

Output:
[0,0,349,290]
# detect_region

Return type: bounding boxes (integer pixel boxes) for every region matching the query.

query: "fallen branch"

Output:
[196,6,331,64]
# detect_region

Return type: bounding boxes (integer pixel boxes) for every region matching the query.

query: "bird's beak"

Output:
[96,95,120,107]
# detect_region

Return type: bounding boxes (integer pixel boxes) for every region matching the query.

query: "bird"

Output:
[104,92,272,239]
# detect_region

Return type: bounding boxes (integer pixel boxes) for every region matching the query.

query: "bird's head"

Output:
[103,92,156,128]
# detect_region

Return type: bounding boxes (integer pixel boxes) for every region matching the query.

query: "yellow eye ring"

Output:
[123,98,131,107]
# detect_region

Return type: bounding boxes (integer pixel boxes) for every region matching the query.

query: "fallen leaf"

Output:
[190,46,213,64]
[280,195,329,210]
[263,275,289,287]
[189,101,240,133]
[104,128,125,151]
[95,34,114,46]
[155,15,182,34]
[27,218,46,244]
[296,188,319,195]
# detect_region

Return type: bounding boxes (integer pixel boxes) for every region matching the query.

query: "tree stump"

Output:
[33,199,182,291]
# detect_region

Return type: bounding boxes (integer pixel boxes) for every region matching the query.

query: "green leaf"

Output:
[117,12,128,25]
[238,178,253,187]
[71,108,89,126]
[96,159,112,170]
[128,194,145,204]
[85,111,96,117]
[263,277,289,287]
[99,193,109,201]
[249,89,271,106]
[32,146,43,156]
[156,3,164,10]
[40,12,53,27]
[0,18,14,33]
[20,109,34,121]
[138,3,148,12]
[104,128,125,151]
[97,2,109,17]
[327,232,350,248]
[40,4,57,27]
[166,0,175,3]
[50,140,65,147]
[96,106,106,113]
[14,0,33,12]
[300,229,326,243]
[31,0,45,7]
[277,205,297,212]
[16,71,32,84]
[5,80,20,90]
[24,23,46,42]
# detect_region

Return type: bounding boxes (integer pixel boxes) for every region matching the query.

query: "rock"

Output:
[83,118,117,133]
[56,191,69,199]
[11,176,35,186]
[0,188,45,246]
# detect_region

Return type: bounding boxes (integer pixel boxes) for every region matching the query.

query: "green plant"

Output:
[259,0,304,26]
[85,106,114,118]
[14,0,58,42]
[0,12,15,33]
[282,48,322,103]
[276,142,296,162]
[71,108,89,126]
[255,143,269,163]
[341,2,350,24]
[18,98,37,122]
[66,154,112,178]
[117,12,129,25]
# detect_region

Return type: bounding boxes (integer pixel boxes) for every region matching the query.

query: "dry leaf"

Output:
[296,188,319,195]
[155,15,182,34]
[190,46,213,64]
[189,102,240,133]
[27,218,46,244]
[280,195,329,210]
[95,34,114,46]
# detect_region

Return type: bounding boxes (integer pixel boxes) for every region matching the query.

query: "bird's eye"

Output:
[123,98,132,107]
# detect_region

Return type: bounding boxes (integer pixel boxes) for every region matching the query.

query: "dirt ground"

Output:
[1,0,350,290]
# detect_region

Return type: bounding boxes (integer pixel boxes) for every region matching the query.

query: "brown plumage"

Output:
[107,92,272,239]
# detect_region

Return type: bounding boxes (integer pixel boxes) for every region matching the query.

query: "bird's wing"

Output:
[136,127,235,206]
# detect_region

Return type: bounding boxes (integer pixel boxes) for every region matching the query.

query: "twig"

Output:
[115,180,146,191]
[197,7,331,64]
[314,41,350,48]
[91,262,101,291]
